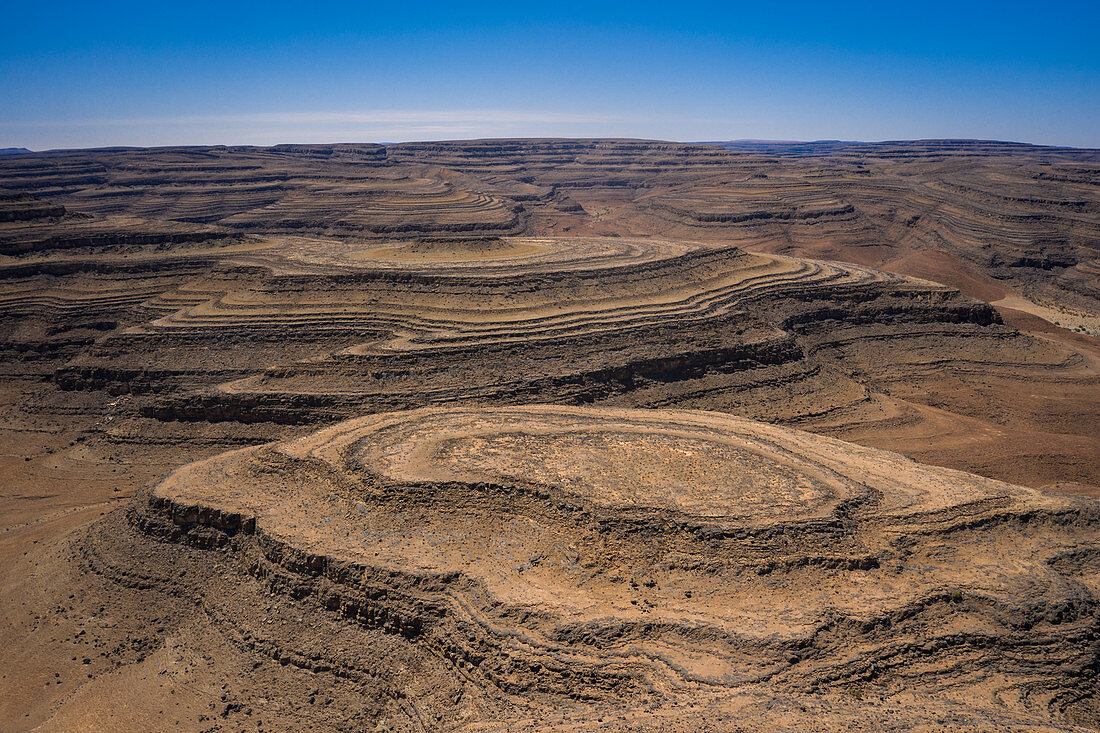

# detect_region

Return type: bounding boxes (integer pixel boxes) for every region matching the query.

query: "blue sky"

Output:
[3,1,1098,149]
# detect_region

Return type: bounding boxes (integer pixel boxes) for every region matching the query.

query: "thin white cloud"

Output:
[13,110,619,128]
[0,109,630,148]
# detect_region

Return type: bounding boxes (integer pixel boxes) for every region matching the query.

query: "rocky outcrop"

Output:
[121,405,1100,730]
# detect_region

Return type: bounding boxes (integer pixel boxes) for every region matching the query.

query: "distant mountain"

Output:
[697,139,1097,156]
[0,148,32,155]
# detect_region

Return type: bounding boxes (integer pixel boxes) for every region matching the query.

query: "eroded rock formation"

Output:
[111,405,1100,730]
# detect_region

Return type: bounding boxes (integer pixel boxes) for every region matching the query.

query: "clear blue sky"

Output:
[3,1,1098,149]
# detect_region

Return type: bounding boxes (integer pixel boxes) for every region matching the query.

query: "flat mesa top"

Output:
[344,406,1042,522]
[149,405,1090,656]
[230,236,709,275]
[429,430,830,519]
[158,405,1057,533]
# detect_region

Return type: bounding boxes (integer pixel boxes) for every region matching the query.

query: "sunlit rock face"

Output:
[139,404,1100,730]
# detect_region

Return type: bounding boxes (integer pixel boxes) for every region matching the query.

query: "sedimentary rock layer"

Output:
[2,139,1099,731]
[133,404,1100,730]
[4,199,1096,487]
[3,139,1096,315]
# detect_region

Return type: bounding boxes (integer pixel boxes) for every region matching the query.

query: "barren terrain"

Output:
[0,139,1098,731]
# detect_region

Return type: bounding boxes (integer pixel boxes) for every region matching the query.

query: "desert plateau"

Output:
[0,137,1096,731]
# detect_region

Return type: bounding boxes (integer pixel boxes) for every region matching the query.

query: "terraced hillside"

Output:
[4,139,1095,319]
[0,139,1098,731]
[67,405,1099,730]
[6,216,1094,489]
[0,145,526,239]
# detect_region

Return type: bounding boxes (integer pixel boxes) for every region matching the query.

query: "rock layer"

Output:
[2,138,1100,731]
[4,139,1096,315]
[135,404,1100,730]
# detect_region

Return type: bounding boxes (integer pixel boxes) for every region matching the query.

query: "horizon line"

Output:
[5,136,1100,155]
